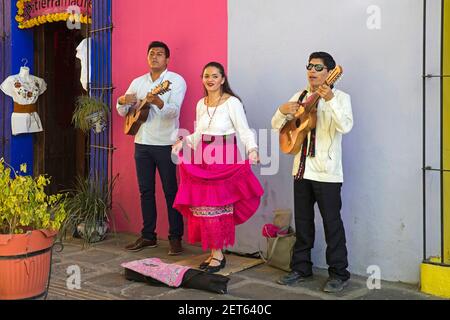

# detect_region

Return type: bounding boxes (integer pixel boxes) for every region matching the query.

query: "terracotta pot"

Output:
[0,229,56,300]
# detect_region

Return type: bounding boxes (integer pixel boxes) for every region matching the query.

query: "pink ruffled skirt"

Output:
[173,135,264,251]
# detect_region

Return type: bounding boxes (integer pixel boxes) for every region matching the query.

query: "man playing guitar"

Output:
[272,52,353,293]
[116,41,187,255]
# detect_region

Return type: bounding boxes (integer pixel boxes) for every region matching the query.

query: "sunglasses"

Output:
[306,63,327,72]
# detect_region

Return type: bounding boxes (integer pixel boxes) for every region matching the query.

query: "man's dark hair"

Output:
[309,52,336,70]
[147,41,170,58]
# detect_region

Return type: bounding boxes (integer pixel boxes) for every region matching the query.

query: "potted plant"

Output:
[0,159,67,300]
[72,95,109,133]
[61,174,118,246]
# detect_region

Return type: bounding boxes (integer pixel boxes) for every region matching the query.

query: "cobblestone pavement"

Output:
[47,233,442,300]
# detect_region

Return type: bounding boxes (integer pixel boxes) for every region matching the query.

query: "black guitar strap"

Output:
[297,89,308,104]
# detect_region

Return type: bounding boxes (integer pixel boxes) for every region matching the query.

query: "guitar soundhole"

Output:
[296,119,301,128]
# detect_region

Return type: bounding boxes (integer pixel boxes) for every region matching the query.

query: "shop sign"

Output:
[16,0,92,29]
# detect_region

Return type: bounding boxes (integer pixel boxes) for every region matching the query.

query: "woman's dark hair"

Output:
[202,62,241,101]
[147,41,170,58]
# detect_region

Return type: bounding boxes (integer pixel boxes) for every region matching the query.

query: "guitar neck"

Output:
[304,79,335,112]
[134,100,149,112]
[304,93,321,112]
[133,81,171,113]
[136,90,161,111]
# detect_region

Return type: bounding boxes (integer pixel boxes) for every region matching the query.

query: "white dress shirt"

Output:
[272,89,353,183]
[186,96,258,152]
[116,69,187,145]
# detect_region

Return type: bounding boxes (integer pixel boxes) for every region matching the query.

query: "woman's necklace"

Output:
[206,93,223,130]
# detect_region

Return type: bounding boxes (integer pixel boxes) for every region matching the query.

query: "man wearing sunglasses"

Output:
[271,52,354,293]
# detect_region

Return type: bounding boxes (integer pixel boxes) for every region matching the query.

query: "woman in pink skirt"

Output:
[172,62,264,273]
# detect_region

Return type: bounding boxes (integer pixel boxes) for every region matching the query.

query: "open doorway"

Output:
[33,22,88,193]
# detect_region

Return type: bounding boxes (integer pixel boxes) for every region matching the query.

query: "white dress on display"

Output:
[0,67,47,135]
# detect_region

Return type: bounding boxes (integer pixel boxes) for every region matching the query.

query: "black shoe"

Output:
[199,257,212,270]
[277,271,313,286]
[205,257,226,274]
[323,278,348,293]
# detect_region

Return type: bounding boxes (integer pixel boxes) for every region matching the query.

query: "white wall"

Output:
[228,0,442,283]
[424,0,444,262]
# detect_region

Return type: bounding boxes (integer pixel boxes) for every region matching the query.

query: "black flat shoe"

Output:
[205,257,226,274]
[199,257,212,270]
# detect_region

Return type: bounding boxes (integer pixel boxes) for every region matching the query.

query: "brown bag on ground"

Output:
[273,208,292,230]
[259,228,296,272]
[259,209,295,272]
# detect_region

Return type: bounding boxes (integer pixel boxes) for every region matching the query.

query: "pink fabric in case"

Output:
[121,258,191,288]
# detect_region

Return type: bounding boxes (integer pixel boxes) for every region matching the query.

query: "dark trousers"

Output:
[291,179,350,281]
[134,144,183,241]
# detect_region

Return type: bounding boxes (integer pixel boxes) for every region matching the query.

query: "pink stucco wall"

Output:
[111,0,228,239]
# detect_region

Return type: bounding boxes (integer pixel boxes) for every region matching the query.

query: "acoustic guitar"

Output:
[123,80,172,136]
[279,66,343,155]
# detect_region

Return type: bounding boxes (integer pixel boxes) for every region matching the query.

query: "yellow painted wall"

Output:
[444,0,450,263]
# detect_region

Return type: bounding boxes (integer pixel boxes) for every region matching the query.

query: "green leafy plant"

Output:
[72,95,109,133]
[0,159,67,234]
[61,174,119,245]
